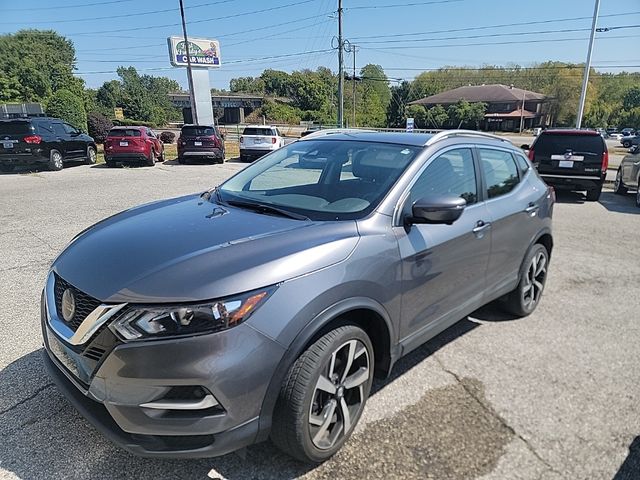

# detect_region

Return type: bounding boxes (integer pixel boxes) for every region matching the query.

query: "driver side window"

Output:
[63,123,78,135]
[409,148,478,207]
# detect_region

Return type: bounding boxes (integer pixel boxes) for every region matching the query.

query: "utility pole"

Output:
[179,0,198,125]
[337,0,344,128]
[352,44,357,127]
[576,0,600,128]
[519,89,526,134]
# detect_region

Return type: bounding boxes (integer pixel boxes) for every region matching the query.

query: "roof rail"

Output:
[299,128,376,140]
[425,129,511,146]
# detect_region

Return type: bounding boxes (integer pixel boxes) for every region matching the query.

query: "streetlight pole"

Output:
[576,0,600,128]
[179,0,198,125]
[337,0,344,128]
[352,44,357,127]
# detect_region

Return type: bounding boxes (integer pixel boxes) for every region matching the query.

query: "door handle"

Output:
[472,220,491,235]
[524,203,539,215]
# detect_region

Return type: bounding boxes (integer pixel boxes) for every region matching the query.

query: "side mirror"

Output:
[520,144,530,150]
[407,195,466,226]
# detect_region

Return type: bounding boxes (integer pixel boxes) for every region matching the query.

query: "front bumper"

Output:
[41,278,286,458]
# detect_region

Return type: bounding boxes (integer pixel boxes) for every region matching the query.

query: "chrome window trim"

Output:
[391,143,480,227]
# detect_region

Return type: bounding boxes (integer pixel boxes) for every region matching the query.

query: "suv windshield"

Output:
[0,121,31,135]
[534,134,604,154]
[182,126,215,136]
[218,139,420,220]
[109,128,141,137]
[243,127,275,136]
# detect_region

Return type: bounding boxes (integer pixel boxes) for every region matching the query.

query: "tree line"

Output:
[1,30,639,134]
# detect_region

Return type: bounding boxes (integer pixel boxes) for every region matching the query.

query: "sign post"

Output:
[168,36,221,127]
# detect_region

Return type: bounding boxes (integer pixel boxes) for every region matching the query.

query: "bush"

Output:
[46,89,88,131]
[159,131,175,144]
[87,112,113,143]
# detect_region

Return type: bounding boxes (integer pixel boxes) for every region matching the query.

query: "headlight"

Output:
[110,288,274,341]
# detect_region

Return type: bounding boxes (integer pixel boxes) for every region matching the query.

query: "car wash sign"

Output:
[168,37,221,68]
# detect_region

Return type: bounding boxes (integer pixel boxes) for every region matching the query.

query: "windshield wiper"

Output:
[225,199,309,221]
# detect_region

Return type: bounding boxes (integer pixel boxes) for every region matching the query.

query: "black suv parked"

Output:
[177,124,225,164]
[524,129,608,201]
[0,117,97,172]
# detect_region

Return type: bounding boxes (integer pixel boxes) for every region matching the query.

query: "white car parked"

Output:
[239,125,285,162]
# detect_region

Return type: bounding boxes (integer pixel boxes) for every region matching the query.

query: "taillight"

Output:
[23,135,42,144]
[527,148,535,161]
[240,136,244,143]
[602,151,609,174]
[271,137,277,144]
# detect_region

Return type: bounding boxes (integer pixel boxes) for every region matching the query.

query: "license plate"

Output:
[194,141,202,146]
[254,138,264,144]
[558,160,574,168]
[2,141,13,149]
[551,154,583,162]
[119,141,128,147]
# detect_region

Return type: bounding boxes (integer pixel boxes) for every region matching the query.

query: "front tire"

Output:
[614,168,628,195]
[623,141,631,148]
[48,150,63,171]
[271,325,374,463]
[502,244,549,317]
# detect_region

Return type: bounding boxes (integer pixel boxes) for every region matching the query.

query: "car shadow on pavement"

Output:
[598,191,640,215]
[553,190,586,204]
[0,315,504,480]
[613,436,640,479]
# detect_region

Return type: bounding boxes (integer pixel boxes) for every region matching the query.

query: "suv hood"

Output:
[53,194,359,303]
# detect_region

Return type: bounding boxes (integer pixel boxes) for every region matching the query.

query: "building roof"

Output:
[410,84,546,106]
[485,108,538,119]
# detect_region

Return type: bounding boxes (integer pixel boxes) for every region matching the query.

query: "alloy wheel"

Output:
[309,339,370,450]
[614,169,622,192]
[52,152,63,169]
[522,250,547,309]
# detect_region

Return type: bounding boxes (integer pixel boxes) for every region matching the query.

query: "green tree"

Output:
[405,105,428,128]
[623,86,640,110]
[46,89,87,131]
[425,104,449,128]
[387,81,412,127]
[260,69,290,97]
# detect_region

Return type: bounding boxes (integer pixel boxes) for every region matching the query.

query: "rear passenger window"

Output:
[514,153,530,176]
[37,123,54,135]
[52,123,66,136]
[478,149,520,199]
[410,148,477,205]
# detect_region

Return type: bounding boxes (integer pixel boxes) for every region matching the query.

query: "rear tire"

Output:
[271,325,374,463]
[502,243,549,317]
[85,146,97,165]
[585,186,602,201]
[614,168,628,195]
[48,150,63,171]
[146,149,156,166]
[106,160,116,168]
[623,140,631,148]
[177,156,186,164]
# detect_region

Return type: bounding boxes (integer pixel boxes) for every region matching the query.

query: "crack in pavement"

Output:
[433,354,566,479]
[0,260,50,273]
[0,383,54,417]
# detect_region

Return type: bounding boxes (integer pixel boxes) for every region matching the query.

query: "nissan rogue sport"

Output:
[42,130,554,463]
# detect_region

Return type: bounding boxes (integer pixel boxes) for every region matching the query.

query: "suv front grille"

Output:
[53,274,102,332]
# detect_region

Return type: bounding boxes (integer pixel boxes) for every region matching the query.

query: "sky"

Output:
[1,0,639,91]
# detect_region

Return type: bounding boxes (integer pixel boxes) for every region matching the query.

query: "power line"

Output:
[347,0,464,10]
[348,10,640,40]
[66,0,317,36]
[2,0,134,11]
[0,0,239,25]
[360,32,639,50]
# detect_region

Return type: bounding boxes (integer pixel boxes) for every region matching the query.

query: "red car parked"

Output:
[104,127,164,167]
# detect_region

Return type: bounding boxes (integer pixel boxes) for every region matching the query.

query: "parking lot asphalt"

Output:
[1,160,639,480]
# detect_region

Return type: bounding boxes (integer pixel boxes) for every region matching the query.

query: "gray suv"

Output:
[42,130,554,463]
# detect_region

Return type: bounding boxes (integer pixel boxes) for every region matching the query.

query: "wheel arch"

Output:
[256,297,396,442]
